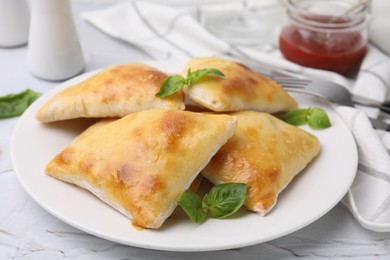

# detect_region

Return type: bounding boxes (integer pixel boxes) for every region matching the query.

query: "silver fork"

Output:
[272,77,390,113]
[271,77,390,131]
[230,56,390,112]
[223,56,390,130]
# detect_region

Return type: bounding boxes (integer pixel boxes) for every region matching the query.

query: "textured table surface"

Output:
[1,1,390,259]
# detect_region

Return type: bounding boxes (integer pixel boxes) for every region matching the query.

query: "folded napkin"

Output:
[369,0,390,56]
[82,0,390,232]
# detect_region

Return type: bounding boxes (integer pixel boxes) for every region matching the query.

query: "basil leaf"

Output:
[308,107,331,129]
[155,75,186,98]
[178,190,206,224]
[186,68,224,85]
[155,68,224,98]
[0,89,41,119]
[282,108,309,126]
[202,183,248,219]
[282,107,331,130]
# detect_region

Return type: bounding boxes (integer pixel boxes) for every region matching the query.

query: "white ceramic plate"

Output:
[11,60,358,252]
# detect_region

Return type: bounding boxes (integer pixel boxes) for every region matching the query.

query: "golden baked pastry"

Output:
[72,117,205,219]
[72,118,117,141]
[36,63,185,122]
[201,111,320,216]
[183,57,297,113]
[45,109,237,229]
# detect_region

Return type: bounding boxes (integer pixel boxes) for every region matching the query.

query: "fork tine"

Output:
[272,77,310,88]
[271,77,311,83]
[278,77,355,107]
[277,83,306,88]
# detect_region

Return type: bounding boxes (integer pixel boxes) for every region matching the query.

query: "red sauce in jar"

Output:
[279,25,367,76]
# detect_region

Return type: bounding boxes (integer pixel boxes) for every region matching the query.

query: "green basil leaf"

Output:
[202,183,248,219]
[178,190,207,224]
[0,89,41,119]
[282,109,309,126]
[155,75,186,98]
[186,68,224,85]
[156,68,224,98]
[308,107,331,129]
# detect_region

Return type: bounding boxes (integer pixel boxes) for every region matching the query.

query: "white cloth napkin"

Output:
[81,0,390,232]
[369,0,390,56]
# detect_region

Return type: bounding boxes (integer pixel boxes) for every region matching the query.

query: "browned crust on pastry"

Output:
[183,57,297,113]
[202,111,320,215]
[36,63,185,122]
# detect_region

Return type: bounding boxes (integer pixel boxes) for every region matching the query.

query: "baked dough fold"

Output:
[36,63,185,122]
[201,111,320,215]
[45,109,237,229]
[183,57,297,113]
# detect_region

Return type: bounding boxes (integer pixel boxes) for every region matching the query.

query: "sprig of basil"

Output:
[282,107,331,129]
[0,89,41,119]
[178,182,248,224]
[178,190,207,223]
[155,68,224,98]
[156,75,186,98]
[307,108,331,129]
[203,183,248,219]
[185,68,224,85]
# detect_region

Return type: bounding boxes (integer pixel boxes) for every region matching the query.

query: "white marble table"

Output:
[1,1,390,259]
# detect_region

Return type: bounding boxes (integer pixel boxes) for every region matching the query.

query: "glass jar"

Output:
[279,0,369,77]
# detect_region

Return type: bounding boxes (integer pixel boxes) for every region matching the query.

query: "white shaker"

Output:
[28,0,85,81]
[0,0,29,47]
